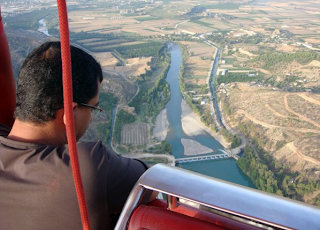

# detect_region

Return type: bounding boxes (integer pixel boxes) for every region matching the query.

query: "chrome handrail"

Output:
[115,164,320,230]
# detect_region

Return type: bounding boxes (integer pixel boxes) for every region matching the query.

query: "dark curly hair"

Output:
[15,41,103,124]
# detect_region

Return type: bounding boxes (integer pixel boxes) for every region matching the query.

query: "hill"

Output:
[222,83,320,205]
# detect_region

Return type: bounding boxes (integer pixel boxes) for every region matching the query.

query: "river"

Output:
[210,49,223,126]
[165,43,255,187]
[38,18,50,36]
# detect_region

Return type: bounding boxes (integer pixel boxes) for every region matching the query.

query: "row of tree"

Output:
[177,43,188,93]
[146,141,172,154]
[113,109,135,144]
[238,145,282,194]
[217,72,262,84]
[178,44,214,129]
[96,93,118,145]
[95,93,118,145]
[94,42,166,58]
[252,51,320,70]
[219,128,241,148]
[129,47,171,123]
[6,8,56,30]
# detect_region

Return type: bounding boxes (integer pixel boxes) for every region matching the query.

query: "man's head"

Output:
[15,41,103,124]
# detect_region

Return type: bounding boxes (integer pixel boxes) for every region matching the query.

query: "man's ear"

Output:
[63,102,78,126]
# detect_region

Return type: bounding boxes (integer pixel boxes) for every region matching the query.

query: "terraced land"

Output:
[226,83,320,175]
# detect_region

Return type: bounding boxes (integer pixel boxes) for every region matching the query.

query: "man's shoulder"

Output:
[76,140,148,169]
[76,140,112,156]
[76,139,103,149]
[75,140,117,163]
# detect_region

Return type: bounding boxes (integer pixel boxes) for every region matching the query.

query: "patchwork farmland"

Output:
[121,123,150,145]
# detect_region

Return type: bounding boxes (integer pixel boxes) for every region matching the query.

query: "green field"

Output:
[190,20,216,29]
[133,16,160,21]
[201,3,240,10]
[6,8,56,30]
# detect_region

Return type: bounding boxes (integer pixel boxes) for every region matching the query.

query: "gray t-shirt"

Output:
[0,124,147,229]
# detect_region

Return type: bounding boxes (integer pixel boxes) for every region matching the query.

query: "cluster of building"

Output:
[185,91,211,105]
[1,0,76,17]
[217,83,236,97]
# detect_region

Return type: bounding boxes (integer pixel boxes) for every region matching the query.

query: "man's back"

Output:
[0,124,147,229]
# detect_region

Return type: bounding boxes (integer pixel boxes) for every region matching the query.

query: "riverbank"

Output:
[153,98,230,152]
[153,109,169,141]
[181,99,229,148]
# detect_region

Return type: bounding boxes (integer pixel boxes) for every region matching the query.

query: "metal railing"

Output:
[115,164,320,230]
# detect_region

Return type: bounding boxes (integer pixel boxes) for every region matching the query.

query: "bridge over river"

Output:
[176,153,229,164]
[175,149,240,164]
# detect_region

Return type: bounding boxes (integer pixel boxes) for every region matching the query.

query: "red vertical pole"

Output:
[56,1,90,229]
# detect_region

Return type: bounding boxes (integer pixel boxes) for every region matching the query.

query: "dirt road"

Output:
[287,142,320,165]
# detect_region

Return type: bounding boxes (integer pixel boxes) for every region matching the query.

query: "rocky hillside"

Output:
[222,83,320,205]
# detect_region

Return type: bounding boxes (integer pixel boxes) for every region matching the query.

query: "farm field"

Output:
[181,41,215,87]
[121,123,150,145]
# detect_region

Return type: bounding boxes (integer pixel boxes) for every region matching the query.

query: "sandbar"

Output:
[153,99,230,156]
[181,138,214,155]
[181,99,229,149]
[153,108,169,141]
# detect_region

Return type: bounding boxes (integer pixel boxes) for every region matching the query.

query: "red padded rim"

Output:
[128,205,228,230]
[147,199,259,230]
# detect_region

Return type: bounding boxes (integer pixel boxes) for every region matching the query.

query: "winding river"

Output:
[165,43,254,187]
[38,18,50,36]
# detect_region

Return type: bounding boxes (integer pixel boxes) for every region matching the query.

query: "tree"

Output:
[161,140,172,153]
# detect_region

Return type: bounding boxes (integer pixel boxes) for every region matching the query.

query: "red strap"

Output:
[0,6,16,128]
[56,1,90,230]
